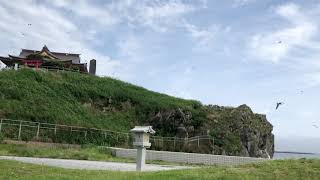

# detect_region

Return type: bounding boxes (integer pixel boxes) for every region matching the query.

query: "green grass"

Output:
[0,143,132,163]
[0,69,204,132]
[0,159,319,179]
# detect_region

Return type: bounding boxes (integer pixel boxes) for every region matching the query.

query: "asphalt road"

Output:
[0,156,191,172]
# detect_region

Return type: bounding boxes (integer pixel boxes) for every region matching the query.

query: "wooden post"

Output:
[0,119,2,133]
[18,121,22,140]
[84,131,87,139]
[173,137,176,150]
[197,136,200,148]
[36,123,40,139]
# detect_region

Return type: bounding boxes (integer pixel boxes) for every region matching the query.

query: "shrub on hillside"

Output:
[0,133,4,143]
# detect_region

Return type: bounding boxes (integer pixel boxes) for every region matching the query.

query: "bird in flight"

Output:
[312,125,319,129]
[275,102,284,110]
[278,41,282,44]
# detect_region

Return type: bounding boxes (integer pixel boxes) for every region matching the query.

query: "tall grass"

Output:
[0,69,204,133]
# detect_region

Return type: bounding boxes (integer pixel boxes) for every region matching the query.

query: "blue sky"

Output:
[0,0,320,141]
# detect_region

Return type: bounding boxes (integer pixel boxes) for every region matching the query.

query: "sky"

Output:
[0,0,319,145]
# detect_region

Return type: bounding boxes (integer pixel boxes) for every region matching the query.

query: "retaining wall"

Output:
[110,147,268,166]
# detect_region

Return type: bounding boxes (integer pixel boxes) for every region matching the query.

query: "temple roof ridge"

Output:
[21,46,81,56]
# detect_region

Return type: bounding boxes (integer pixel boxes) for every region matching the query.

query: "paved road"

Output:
[0,156,191,172]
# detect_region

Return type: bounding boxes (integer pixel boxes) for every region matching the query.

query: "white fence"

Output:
[110,147,268,166]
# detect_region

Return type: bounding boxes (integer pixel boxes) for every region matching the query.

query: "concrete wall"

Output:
[110,147,268,166]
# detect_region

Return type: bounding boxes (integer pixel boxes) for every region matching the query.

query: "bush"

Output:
[0,133,4,143]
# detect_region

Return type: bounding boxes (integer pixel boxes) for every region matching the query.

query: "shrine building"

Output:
[0,45,96,75]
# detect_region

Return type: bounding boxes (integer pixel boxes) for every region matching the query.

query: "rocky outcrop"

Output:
[146,104,274,158]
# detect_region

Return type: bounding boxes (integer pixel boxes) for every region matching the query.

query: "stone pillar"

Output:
[89,59,96,75]
[136,147,146,171]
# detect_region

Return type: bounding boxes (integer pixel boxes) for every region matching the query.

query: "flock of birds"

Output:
[273,40,319,129]
[275,90,318,129]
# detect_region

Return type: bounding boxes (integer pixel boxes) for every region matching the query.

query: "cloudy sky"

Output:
[0,0,320,143]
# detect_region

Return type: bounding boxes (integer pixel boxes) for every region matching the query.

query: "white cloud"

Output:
[51,0,201,33]
[249,3,318,63]
[111,0,199,32]
[117,35,143,63]
[164,61,195,99]
[303,72,320,88]
[233,0,255,7]
[50,0,119,27]
[183,22,218,50]
[138,1,195,32]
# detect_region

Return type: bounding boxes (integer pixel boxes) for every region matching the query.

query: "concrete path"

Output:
[0,156,191,172]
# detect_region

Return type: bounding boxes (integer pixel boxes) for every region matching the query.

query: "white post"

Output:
[18,121,22,140]
[54,125,57,135]
[212,137,214,154]
[36,123,40,139]
[136,147,146,171]
[14,63,18,70]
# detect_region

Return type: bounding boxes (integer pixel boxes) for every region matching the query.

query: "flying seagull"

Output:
[275,102,284,110]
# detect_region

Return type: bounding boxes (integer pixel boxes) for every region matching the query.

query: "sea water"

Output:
[273,152,320,159]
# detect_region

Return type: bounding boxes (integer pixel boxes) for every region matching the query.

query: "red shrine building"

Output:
[0,45,96,74]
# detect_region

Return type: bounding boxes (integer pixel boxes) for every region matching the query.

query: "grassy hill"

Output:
[0,69,203,131]
[0,69,273,157]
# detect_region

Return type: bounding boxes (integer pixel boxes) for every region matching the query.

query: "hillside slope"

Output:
[0,69,274,157]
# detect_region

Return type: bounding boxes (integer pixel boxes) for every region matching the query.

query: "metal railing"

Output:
[0,118,214,153]
[150,135,214,153]
[0,118,131,148]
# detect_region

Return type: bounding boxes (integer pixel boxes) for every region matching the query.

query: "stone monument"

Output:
[130,126,155,171]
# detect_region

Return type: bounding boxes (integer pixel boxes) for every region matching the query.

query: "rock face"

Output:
[147,104,274,158]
